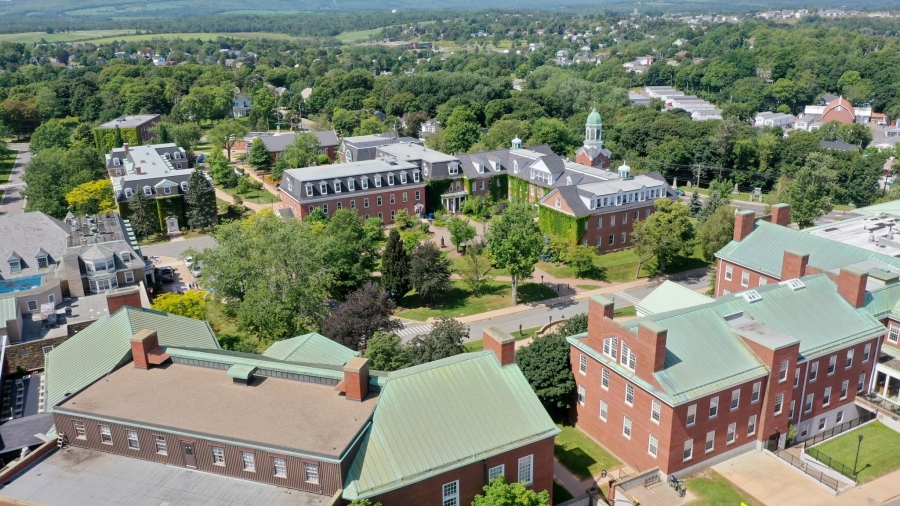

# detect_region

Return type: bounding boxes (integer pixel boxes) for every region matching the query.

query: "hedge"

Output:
[425,178,453,212]
[94,127,140,154]
[539,205,589,244]
[508,175,530,202]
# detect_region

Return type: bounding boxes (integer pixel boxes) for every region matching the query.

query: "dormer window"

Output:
[305,183,313,197]
[124,188,133,199]
[181,182,188,192]
[566,176,572,186]
[164,152,171,160]
[345,150,352,162]
[387,173,395,185]
[121,252,131,262]
[37,254,48,269]
[400,172,407,184]
[8,258,22,274]
[143,186,152,196]
[375,176,382,188]
[413,170,420,182]
[513,160,519,173]
[113,158,120,166]
[361,177,369,189]
[449,163,459,176]
[334,180,341,193]
[348,179,355,191]
[174,151,182,159]
[492,159,501,172]
[287,178,292,192]
[320,182,328,195]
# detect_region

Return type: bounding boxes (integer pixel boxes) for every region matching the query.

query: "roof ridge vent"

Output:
[738,290,762,303]
[779,278,805,291]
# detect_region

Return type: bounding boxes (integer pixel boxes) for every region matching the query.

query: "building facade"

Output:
[236,130,340,162]
[93,114,160,150]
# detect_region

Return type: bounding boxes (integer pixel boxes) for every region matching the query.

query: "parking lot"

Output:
[151,255,196,293]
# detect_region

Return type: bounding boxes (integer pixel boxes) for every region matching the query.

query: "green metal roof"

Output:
[854,200,900,216]
[44,307,220,409]
[342,352,559,500]
[0,297,16,326]
[586,107,602,126]
[635,281,712,315]
[262,332,358,366]
[716,220,900,277]
[226,364,257,380]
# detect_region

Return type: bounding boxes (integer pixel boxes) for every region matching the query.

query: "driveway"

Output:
[0,143,31,215]
[141,236,217,258]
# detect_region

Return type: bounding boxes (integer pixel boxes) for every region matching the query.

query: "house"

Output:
[236,130,340,161]
[754,112,795,129]
[797,97,872,131]
[575,108,612,169]
[300,88,313,100]
[691,109,723,121]
[93,114,160,148]
[673,38,687,46]
[420,118,439,135]
[40,318,557,506]
[232,95,252,118]
[337,131,420,163]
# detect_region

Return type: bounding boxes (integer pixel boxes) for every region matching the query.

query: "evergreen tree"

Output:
[689,188,703,217]
[184,170,217,230]
[381,229,410,299]
[128,189,157,237]
[113,125,123,149]
[247,137,272,172]
[697,190,726,224]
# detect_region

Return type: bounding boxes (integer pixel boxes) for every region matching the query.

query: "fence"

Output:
[775,449,841,493]
[805,447,857,482]
[802,411,876,447]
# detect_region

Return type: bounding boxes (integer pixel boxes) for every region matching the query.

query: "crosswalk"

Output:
[397,324,432,337]
[612,291,642,305]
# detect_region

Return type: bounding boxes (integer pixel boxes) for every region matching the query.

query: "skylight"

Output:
[779,279,806,291]
[738,290,762,303]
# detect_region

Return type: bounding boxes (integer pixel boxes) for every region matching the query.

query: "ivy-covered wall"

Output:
[489,174,508,201]
[508,175,530,202]
[94,127,140,154]
[155,195,187,232]
[463,177,473,195]
[425,178,453,212]
[539,206,588,244]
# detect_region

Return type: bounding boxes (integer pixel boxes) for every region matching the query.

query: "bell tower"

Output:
[584,107,603,146]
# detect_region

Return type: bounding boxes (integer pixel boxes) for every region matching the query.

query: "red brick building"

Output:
[575,108,612,169]
[236,130,340,162]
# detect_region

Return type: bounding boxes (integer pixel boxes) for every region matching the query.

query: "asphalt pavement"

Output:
[139,235,217,258]
[0,143,31,215]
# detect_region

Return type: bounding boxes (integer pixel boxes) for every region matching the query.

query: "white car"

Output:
[184,256,194,269]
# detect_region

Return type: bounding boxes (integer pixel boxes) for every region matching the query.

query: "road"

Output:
[140,236,217,258]
[399,268,710,342]
[0,143,31,215]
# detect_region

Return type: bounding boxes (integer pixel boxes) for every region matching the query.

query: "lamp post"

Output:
[853,434,864,477]
[541,275,544,284]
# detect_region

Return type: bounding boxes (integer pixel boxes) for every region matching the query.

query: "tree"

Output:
[30,119,70,153]
[780,153,838,228]
[151,291,207,320]
[207,150,238,188]
[697,204,735,262]
[516,331,575,417]
[381,229,410,299]
[150,122,202,151]
[0,100,41,138]
[565,245,596,278]
[247,137,272,171]
[631,199,696,276]
[689,188,703,217]
[361,332,412,372]
[409,243,452,305]
[321,282,403,351]
[529,118,576,156]
[280,132,321,171]
[23,144,106,219]
[446,216,476,252]
[473,477,550,506]
[444,106,481,153]
[321,210,379,297]
[66,180,116,215]
[209,120,249,161]
[184,169,217,230]
[458,247,494,297]
[485,203,543,305]
[407,316,467,365]
[356,117,385,136]
[251,87,277,128]
[128,187,158,237]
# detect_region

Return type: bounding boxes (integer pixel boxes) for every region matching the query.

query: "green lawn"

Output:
[554,423,621,480]
[463,325,542,353]
[576,284,601,290]
[337,27,386,43]
[539,244,707,283]
[553,481,574,504]
[813,422,900,483]
[684,470,765,506]
[0,30,135,44]
[222,186,280,204]
[0,150,15,186]
[613,305,637,318]
[397,280,557,321]
[84,31,303,44]
[448,254,509,277]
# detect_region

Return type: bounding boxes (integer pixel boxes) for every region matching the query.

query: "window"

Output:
[126,430,139,450]
[577,385,586,406]
[745,415,757,437]
[863,343,871,362]
[378,213,383,220]
[301,461,318,482]
[789,400,796,419]
[579,354,587,375]
[858,372,866,393]
[600,400,608,421]
[361,178,369,189]
[800,425,808,438]
[320,182,328,194]
[779,361,789,382]
[683,439,693,461]
[27,300,38,312]
[99,425,112,444]
[413,171,420,182]
[334,181,341,193]
[731,389,740,411]
[42,345,54,355]
[795,368,801,388]
[818,417,826,431]
[610,215,615,226]
[602,369,610,389]
[306,185,313,197]
[348,179,355,191]
[602,337,618,359]
[649,434,659,458]
[705,431,715,453]
[448,163,459,176]
[390,210,396,221]
[415,190,421,201]
[651,400,661,423]
[364,198,369,208]
[774,393,784,415]
[402,192,408,202]
[727,423,736,444]
[621,343,636,370]
[621,232,627,244]
[623,416,632,438]
[443,481,459,506]
[846,349,854,368]
[517,455,533,485]
[840,380,849,400]
[346,151,352,162]
[741,271,750,287]
[163,186,171,195]
[685,404,697,426]
[73,420,86,439]
[609,234,614,245]
[725,265,733,281]
[212,446,225,465]
[124,188,133,199]
[751,382,761,403]
[241,451,256,472]
[889,324,900,344]
[377,196,382,206]
[804,393,814,413]
[143,186,152,196]
[836,411,844,424]
[622,213,628,225]
[37,256,48,269]
[822,387,831,407]
[400,172,407,184]
[308,206,314,214]
[809,362,818,381]
[155,435,167,454]
[828,356,836,375]
[350,200,356,210]
[625,384,634,406]
[388,174,395,185]
[555,197,561,209]
[709,397,719,418]
[488,465,505,483]
[759,278,768,286]
[375,176,383,188]
[322,204,328,214]
[597,217,603,229]
[124,271,134,283]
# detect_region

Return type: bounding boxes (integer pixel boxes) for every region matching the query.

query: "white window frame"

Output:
[648,434,659,458]
[320,182,328,194]
[143,186,152,196]
[600,400,608,421]
[334,181,341,193]
[517,455,533,485]
[579,354,587,375]
[725,265,733,281]
[841,380,849,400]
[651,400,661,423]
[577,385,586,406]
[889,324,900,344]
[823,386,831,407]
[603,337,618,360]
[779,360,789,382]
[307,184,314,197]
[154,435,167,454]
[601,368,609,390]
[810,361,819,381]
[687,404,697,426]
[124,188,133,199]
[625,384,635,406]
[859,372,866,392]
[443,480,459,506]
[818,417,827,431]
[683,438,693,461]
[836,410,844,424]
[774,393,784,415]
[488,464,505,483]
[705,430,715,453]
[126,430,139,449]
[846,349,854,368]
[726,422,736,444]
[99,425,112,444]
[709,397,719,419]
[37,255,48,269]
[163,186,171,195]
[731,389,740,411]
[790,400,796,419]
[751,382,761,403]
[741,270,750,287]
[623,416,632,439]
[302,461,317,482]
[621,343,635,370]
[212,446,225,465]
[795,368,801,388]
[361,177,369,189]
[27,300,38,312]
[748,414,757,435]
[180,181,188,192]
[863,343,871,362]
[241,451,256,472]
[73,420,86,439]
[804,393,814,413]
[827,355,836,375]
[124,271,134,283]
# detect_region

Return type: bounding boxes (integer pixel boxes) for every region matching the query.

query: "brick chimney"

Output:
[587,295,615,338]
[771,203,791,227]
[483,326,515,366]
[734,210,756,242]
[781,250,809,280]
[343,357,370,401]
[123,142,130,155]
[106,286,143,314]
[638,322,667,373]
[838,267,868,308]
[130,329,169,369]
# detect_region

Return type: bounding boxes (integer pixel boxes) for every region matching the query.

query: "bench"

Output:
[643,473,661,488]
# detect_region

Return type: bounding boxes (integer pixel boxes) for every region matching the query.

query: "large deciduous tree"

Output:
[361,332,412,372]
[247,137,272,171]
[444,106,481,153]
[29,119,70,153]
[23,144,106,219]
[409,242,452,306]
[321,210,379,297]
[485,202,543,305]
[780,153,838,228]
[698,205,735,262]
[66,180,116,216]
[209,120,249,161]
[0,100,41,138]
[632,199,696,276]
[184,169,217,230]
[381,229,410,299]
[515,330,575,418]
[446,216,476,252]
[151,291,208,320]
[473,477,550,506]
[206,150,238,188]
[457,247,495,297]
[407,316,467,365]
[321,282,403,351]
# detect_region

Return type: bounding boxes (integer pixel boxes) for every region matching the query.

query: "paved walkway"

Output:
[214,187,272,214]
[0,143,30,215]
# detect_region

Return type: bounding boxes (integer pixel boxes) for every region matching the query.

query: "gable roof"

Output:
[635,281,712,315]
[0,213,70,280]
[262,332,359,366]
[43,307,220,409]
[342,352,559,500]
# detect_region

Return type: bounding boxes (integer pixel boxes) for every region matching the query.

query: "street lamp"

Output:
[541,275,544,284]
[549,316,553,325]
[853,434,864,477]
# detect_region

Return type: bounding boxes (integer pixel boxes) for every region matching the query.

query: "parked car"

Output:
[155,266,175,283]
[184,256,194,269]
[674,188,685,196]
[197,154,206,163]
[191,263,202,279]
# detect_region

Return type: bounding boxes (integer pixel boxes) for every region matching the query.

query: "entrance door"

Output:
[166,217,179,233]
[181,441,197,467]
[765,431,780,452]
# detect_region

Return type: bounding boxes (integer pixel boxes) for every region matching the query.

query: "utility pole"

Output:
[695,165,701,188]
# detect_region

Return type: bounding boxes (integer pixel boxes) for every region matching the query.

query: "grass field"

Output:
[0,150,15,186]
[84,31,303,44]
[813,421,900,483]
[684,469,765,506]
[554,422,621,480]
[0,30,135,44]
[463,325,541,353]
[222,186,280,204]
[397,280,557,321]
[337,27,385,43]
[539,244,707,283]
[448,254,508,277]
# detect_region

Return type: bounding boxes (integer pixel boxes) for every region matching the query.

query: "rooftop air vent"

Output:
[737,290,762,303]
[779,278,806,291]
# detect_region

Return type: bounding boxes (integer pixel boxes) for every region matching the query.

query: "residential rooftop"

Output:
[106,143,188,181]
[244,130,340,153]
[376,142,459,164]
[283,158,419,182]
[95,114,159,129]
[804,212,900,257]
